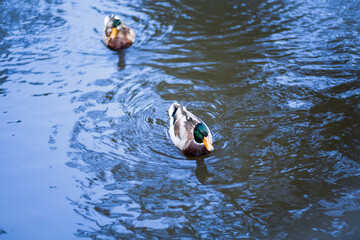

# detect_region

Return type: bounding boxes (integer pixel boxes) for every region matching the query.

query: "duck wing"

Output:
[169,103,201,146]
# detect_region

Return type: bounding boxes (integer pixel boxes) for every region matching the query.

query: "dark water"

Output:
[1,0,360,239]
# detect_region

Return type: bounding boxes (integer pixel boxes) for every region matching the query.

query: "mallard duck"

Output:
[103,15,135,51]
[168,103,214,156]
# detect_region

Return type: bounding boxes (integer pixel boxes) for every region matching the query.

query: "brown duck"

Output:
[103,15,135,51]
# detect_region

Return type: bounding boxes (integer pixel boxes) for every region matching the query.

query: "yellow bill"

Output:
[203,136,214,152]
[109,28,118,38]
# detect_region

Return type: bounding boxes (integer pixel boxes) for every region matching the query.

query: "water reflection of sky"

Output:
[0,0,360,239]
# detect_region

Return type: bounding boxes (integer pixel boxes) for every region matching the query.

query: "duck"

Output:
[103,15,136,51]
[168,103,214,156]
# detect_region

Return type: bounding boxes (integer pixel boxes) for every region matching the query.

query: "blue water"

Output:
[1,0,360,239]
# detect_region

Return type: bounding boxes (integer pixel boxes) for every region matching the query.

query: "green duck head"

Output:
[194,123,214,152]
[112,19,122,28]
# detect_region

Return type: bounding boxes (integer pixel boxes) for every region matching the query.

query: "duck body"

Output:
[103,15,135,51]
[168,103,214,157]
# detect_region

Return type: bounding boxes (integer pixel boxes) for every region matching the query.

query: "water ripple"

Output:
[1,0,360,239]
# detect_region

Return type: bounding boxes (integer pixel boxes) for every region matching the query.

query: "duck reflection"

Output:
[195,159,213,184]
[117,50,126,70]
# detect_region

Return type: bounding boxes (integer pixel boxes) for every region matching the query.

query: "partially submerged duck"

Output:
[103,15,135,51]
[168,103,214,157]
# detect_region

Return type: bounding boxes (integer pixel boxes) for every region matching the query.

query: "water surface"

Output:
[1,0,360,239]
